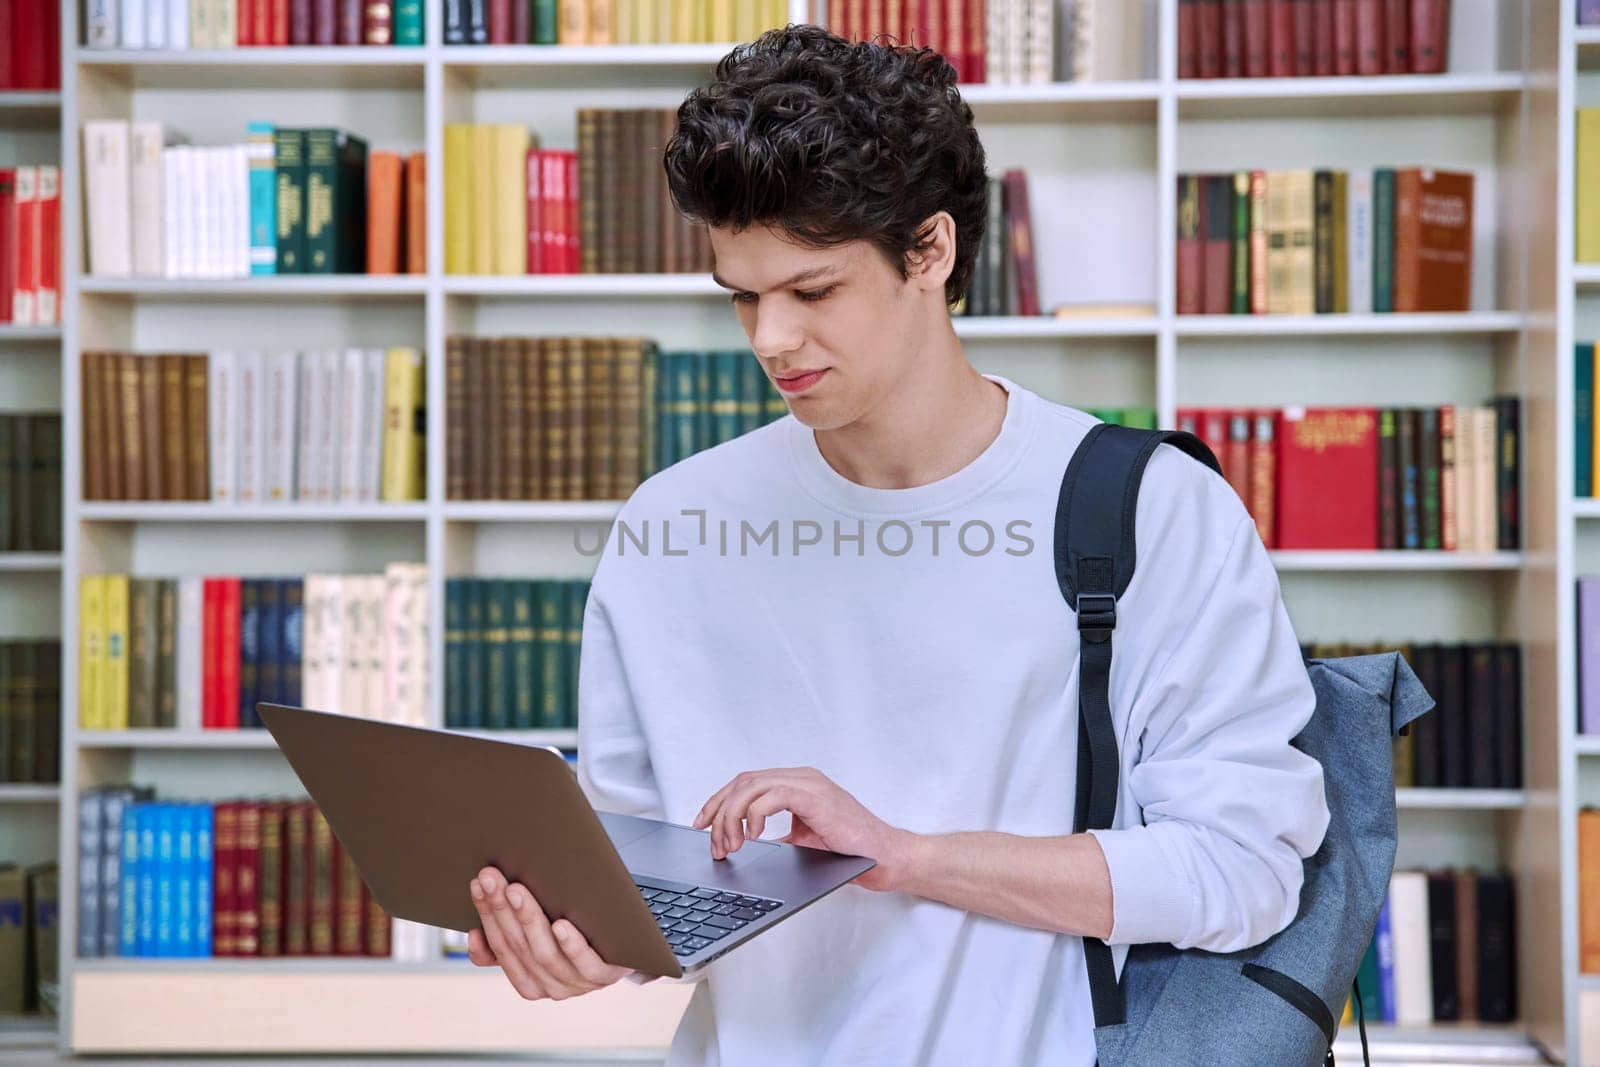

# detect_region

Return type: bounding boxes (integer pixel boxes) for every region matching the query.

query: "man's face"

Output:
[709,224,926,432]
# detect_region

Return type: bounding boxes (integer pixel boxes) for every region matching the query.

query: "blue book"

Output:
[138,804,157,957]
[175,804,195,957]
[155,803,177,957]
[1579,343,1594,498]
[248,122,278,276]
[281,579,304,708]
[195,804,214,957]
[119,804,141,956]
[445,578,466,729]
[1374,892,1397,1023]
[239,581,262,730]
[256,578,284,719]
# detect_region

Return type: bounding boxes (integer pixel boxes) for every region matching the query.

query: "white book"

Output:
[208,350,238,501]
[235,350,266,503]
[320,576,346,714]
[263,351,300,502]
[189,0,210,48]
[121,0,146,47]
[1475,406,1498,553]
[342,574,368,718]
[161,145,180,278]
[87,0,119,47]
[302,575,328,710]
[1347,169,1374,316]
[205,147,226,278]
[1453,406,1477,553]
[168,0,190,48]
[360,348,386,502]
[130,122,167,278]
[1005,0,1027,85]
[338,348,367,502]
[384,564,427,725]
[1063,0,1097,83]
[174,147,199,278]
[234,144,252,277]
[213,0,236,46]
[1389,871,1433,1026]
[145,0,166,48]
[176,576,203,731]
[357,576,387,723]
[987,0,1008,84]
[405,563,428,726]
[34,167,58,325]
[316,350,342,503]
[296,352,319,502]
[83,121,133,277]
[1026,0,1054,84]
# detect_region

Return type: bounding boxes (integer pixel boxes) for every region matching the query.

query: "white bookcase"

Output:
[9,0,1582,1058]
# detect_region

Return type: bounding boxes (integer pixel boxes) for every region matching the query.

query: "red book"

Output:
[1410,0,1449,74]
[291,0,314,43]
[941,0,965,83]
[526,148,544,274]
[1292,0,1314,75]
[512,0,530,43]
[1177,175,1203,315]
[218,577,242,730]
[1384,0,1409,73]
[35,166,57,326]
[0,169,14,324]
[1243,0,1269,75]
[11,0,46,94]
[1200,410,1230,473]
[542,150,562,274]
[1333,0,1356,74]
[1176,408,1200,439]
[235,801,262,956]
[1313,0,1334,74]
[564,151,580,274]
[213,801,236,955]
[1223,0,1245,77]
[966,0,986,83]
[1276,406,1380,550]
[43,0,58,89]
[1355,0,1385,74]
[1269,0,1295,75]
[1179,0,1199,78]
[0,0,15,89]
[1249,410,1279,548]
[339,0,363,43]
[1225,411,1252,507]
[203,578,220,729]
[1198,0,1223,78]
[488,0,511,43]
[1002,169,1040,316]
[12,166,35,326]
[271,0,291,44]
[254,0,272,45]
[834,0,850,41]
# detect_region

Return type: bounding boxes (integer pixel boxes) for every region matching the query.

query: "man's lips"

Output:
[773,369,828,394]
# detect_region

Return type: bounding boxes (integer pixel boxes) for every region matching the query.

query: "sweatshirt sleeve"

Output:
[1086,513,1331,954]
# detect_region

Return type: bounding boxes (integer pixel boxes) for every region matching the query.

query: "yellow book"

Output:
[635,0,654,43]
[1284,168,1314,316]
[492,125,531,276]
[1579,109,1600,263]
[102,574,130,731]
[674,0,694,42]
[614,0,634,42]
[1342,993,1352,1025]
[381,348,426,502]
[656,0,672,43]
[772,0,788,30]
[443,124,473,275]
[560,0,590,43]
[590,0,615,43]
[470,125,495,275]
[711,0,733,40]
[78,576,106,730]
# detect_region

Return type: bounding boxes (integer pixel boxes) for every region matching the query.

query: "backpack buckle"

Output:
[1077,593,1117,643]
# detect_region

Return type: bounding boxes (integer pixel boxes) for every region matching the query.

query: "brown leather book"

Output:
[366,151,404,275]
[335,836,365,956]
[82,351,108,500]
[542,337,566,499]
[1177,176,1202,314]
[138,355,163,500]
[466,336,488,499]
[638,110,662,275]
[1202,176,1232,315]
[587,338,616,500]
[498,336,526,499]
[1454,868,1478,1021]
[599,110,622,274]
[1394,167,1473,312]
[405,152,427,274]
[658,110,680,274]
[1292,0,1313,74]
[520,337,544,500]
[183,354,208,500]
[259,801,284,956]
[1312,0,1334,74]
[564,337,588,500]
[1354,0,1384,75]
[1333,0,1356,74]
[484,337,505,498]
[309,806,335,955]
[285,800,310,955]
[365,887,391,957]
[445,335,468,500]
[618,111,641,274]
[119,353,143,500]
[160,354,186,503]
[362,0,393,42]
[1383,0,1409,72]
[1409,0,1449,74]
[103,352,125,501]
[235,800,262,956]
[213,801,237,955]
[614,338,644,498]
[1226,410,1251,506]
[578,110,601,274]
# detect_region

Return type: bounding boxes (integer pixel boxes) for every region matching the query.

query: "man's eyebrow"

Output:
[711,265,839,292]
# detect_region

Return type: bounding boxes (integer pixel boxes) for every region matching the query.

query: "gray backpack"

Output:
[1055,424,1435,1067]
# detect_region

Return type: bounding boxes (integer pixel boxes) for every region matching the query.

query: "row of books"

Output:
[1582,808,1600,973]
[445,338,788,501]
[0,414,62,553]
[1343,868,1516,1025]
[441,113,716,276]
[0,642,61,786]
[1570,579,1600,737]
[1180,403,1519,552]
[1176,167,1474,317]
[0,862,57,1016]
[443,0,789,45]
[76,566,429,733]
[1179,0,1451,80]
[444,578,588,730]
[85,0,426,47]
[84,123,404,279]
[0,167,63,326]
[74,789,405,959]
[0,1,60,90]
[1304,641,1521,791]
[832,0,1091,85]
[957,171,1041,318]
[80,348,426,504]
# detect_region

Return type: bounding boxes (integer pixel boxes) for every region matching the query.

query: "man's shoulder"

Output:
[619,416,793,518]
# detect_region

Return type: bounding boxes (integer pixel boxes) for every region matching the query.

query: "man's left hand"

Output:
[692,767,914,893]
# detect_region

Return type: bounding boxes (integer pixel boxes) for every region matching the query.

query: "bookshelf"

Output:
[30,0,1582,1060]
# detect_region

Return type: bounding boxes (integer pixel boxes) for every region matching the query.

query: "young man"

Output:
[466,24,1329,1065]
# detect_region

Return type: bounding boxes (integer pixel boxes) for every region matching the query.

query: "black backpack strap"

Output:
[1054,423,1222,1030]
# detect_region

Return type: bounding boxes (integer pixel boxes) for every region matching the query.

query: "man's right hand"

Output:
[467,865,638,1000]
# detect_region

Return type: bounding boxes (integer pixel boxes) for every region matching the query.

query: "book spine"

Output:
[1372,167,1395,312]
[274,129,307,274]
[1583,344,1596,499]
[1440,404,1458,552]
[1392,167,1421,312]
[1397,407,1420,550]
[1495,395,1520,550]
[1419,406,1442,550]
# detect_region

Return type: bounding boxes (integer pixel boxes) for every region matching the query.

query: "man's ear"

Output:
[905,211,957,294]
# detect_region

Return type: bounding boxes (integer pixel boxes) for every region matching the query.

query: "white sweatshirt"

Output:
[576,375,1330,1067]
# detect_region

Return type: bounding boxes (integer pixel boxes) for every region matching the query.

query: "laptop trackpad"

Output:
[620,823,780,886]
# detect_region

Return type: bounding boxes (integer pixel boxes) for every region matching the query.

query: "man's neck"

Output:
[811,337,1009,491]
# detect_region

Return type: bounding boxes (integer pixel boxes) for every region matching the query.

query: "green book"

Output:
[510,581,537,730]
[532,0,558,43]
[1419,406,1442,550]
[640,342,659,477]
[463,580,486,730]
[273,128,307,274]
[304,128,368,274]
[693,352,713,457]
[0,645,12,783]
[1120,407,1158,430]
[764,375,788,424]
[1231,171,1251,314]
[394,0,424,43]
[712,351,740,448]
[1085,408,1118,425]
[9,644,34,783]
[563,581,586,730]
[156,579,177,730]
[1372,168,1395,313]
[736,351,764,436]
[1579,343,1595,498]
[1354,938,1382,1022]
[672,353,696,469]
[128,578,159,730]
[444,579,465,729]
[484,579,511,730]
[0,417,14,552]
[535,581,566,730]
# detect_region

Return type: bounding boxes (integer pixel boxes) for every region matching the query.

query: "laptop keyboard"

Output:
[633,876,783,957]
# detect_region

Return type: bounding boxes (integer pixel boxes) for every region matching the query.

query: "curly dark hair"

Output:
[664,23,988,308]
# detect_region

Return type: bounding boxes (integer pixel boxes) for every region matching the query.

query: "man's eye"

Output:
[798,285,837,302]
[731,292,758,305]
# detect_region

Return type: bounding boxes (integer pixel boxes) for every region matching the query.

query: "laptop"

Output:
[255,703,876,979]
